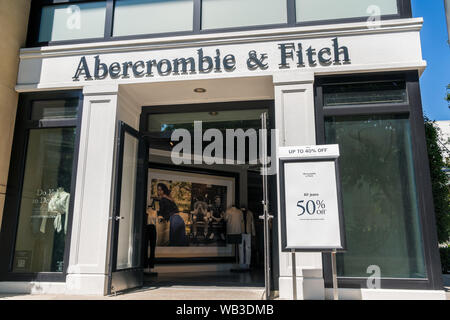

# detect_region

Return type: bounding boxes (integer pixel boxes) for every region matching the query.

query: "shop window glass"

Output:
[201,0,287,30]
[38,2,106,42]
[113,0,194,36]
[116,132,140,270]
[296,0,398,22]
[148,109,266,133]
[148,109,266,146]
[31,99,79,121]
[325,115,427,278]
[323,81,407,107]
[147,108,268,163]
[13,127,76,273]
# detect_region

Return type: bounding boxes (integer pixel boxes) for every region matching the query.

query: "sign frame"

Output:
[279,154,346,253]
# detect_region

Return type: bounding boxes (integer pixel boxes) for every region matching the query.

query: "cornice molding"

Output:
[19,18,423,59]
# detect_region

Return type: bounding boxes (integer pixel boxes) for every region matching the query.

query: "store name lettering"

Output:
[72,37,350,81]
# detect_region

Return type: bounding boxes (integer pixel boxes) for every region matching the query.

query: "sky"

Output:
[412,0,450,120]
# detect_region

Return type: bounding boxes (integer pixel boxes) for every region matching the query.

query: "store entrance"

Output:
[140,100,274,289]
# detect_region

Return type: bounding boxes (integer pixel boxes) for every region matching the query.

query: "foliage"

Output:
[440,246,450,274]
[447,84,450,105]
[424,117,450,244]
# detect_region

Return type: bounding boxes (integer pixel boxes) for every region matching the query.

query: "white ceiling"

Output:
[121,75,275,107]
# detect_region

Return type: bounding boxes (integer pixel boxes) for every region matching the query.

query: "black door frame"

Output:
[107,121,147,295]
[315,71,443,290]
[139,100,280,291]
[0,90,83,282]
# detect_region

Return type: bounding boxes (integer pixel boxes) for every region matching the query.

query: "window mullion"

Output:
[287,0,296,26]
[104,0,114,40]
[193,0,202,33]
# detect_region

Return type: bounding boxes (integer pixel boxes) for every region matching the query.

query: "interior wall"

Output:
[0,0,31,228]
[149,153,250,208]
[118,86,141,130]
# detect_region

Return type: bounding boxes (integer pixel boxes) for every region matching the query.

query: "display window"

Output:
[0,92,82,281]
[315,72,443,290]
[26,0,412,47]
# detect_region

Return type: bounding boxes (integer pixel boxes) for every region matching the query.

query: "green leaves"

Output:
[424,117,450,244]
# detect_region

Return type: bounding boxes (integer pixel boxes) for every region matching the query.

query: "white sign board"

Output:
[279,145,346,252]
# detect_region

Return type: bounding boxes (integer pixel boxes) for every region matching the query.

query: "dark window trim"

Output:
[109,122,142,273]
[139,100,280,291]
[315,71,444,291]
[27,0,413,48]
[0,90,83,282]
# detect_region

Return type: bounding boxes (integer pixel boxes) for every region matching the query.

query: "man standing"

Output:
[208,195,226,241]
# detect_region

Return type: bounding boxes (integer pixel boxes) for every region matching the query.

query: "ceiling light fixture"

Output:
[193,88,207,93]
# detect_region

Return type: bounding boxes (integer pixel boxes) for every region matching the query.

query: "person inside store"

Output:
[143,200,157,274]
[157,183,188,246]
[191,197,210,241]
[208,195,226,241]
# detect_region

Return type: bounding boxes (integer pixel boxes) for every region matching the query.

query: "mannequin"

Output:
[240,207,253,270]
[224,205,244,235]
[42,187,70,235]
[47,187,70,272]
[224,205,251,271]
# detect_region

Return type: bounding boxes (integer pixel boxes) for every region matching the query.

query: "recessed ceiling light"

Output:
[194,88,207,93]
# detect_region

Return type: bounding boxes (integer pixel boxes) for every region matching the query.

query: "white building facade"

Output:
[0,0,446,299]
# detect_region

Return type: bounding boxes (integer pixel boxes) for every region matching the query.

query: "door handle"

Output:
[259,214,274,220]
[115,216,125,221]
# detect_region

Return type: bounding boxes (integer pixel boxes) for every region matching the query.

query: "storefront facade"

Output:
[0,0,446,299]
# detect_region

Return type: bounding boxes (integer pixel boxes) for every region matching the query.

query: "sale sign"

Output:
[279,145,346,252]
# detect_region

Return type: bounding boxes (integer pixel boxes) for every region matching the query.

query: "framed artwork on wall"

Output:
[147,167,237,259]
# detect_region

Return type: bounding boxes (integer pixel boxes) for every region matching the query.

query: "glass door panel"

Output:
[116,132,140,270]
[109,122,146,294]
[13,127,76,273]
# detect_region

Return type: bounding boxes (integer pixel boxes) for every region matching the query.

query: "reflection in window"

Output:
[296,0,398,22]
[147,109,267,148]
[202,0,287,29]
[116,132,141,270]
[31,99,79,121]
[13,128,76,273]
[147,108,269,164]
[323,81,407,106]
[38,2,106,42]
[113,0,194,36]
[325,115,427,278]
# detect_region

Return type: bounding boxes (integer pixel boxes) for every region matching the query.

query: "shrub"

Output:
[440,247,450,274]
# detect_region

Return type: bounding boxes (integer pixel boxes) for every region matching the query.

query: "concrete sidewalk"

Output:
[0,286,266,300]
[1,287,448,300]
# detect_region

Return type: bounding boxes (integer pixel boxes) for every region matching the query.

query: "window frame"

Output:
[0,91,83,282]
[27,0,412,47]
[139,100,281,290]
[315,71,443,290]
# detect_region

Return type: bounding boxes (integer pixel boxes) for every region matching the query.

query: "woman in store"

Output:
[157,183,188,247]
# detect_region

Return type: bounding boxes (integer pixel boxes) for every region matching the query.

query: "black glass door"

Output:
[108,121,147,294]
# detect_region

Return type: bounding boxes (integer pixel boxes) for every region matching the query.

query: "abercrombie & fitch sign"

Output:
[72,37,350,81]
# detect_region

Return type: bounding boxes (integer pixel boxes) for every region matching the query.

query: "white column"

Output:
[273,71,325,300]
[66,85,119,295]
